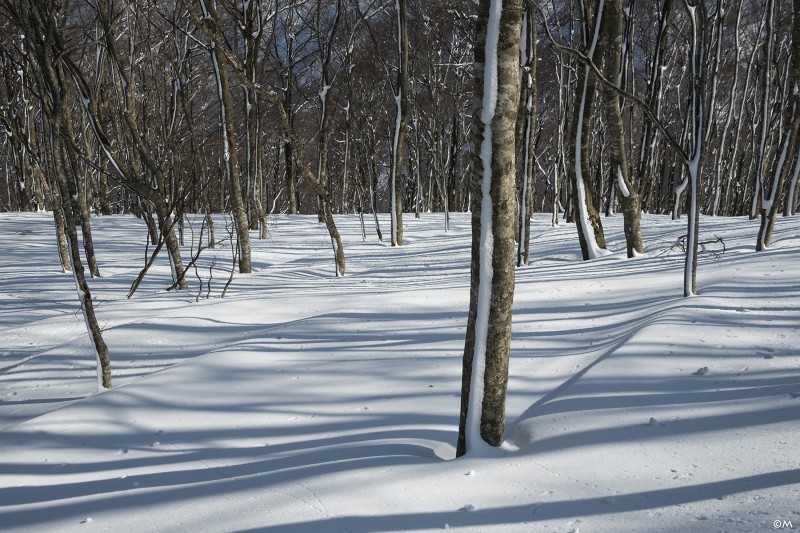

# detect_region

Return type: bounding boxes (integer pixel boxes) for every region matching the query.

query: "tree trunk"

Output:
[54,152,112,389]
[68,0,189,289]
[45,165,72,272]
[682,0,708,297]
[786,150,800,216]
[637,0,673,211]
[205,11,251,274]
[315,0,343,253]
[517,2,536,267]
[242,0,266,238]
[756,0,799,250]
[390,0,410,246]
[458,0,523,457]
[712,0,741,216]
[269,89,347,276]
[598,0,644,257]
[24,5,113,388]
[62,102,100,277]
[284,85,298,214]
[569,0,607,260]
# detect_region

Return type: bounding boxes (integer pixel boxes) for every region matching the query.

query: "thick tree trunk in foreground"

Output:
[458,0,523,457]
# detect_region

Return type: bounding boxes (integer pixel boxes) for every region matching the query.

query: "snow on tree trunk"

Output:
[517,5,536,268]
[683,0,707,297]
[390,0,410,247]
[684,157,700,297]
[787,148,800,216]
[458,0,523,457]
[37,160,72,272]
[34,26,113,388]
[598,0,644,258]
[757,0,800,249]
[202,0,252,274]
[571,0,608,260]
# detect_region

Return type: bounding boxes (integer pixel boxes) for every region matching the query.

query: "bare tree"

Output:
[67,0,189,289]
[458,0,523,456]
[678,0,708,296]
[196,0,252,274]
[569,0,608,260]
[1,0,112,388]
[636,0,674,214]
[597,0,643,257]
[516,0,537,266]
[240,0,268,239]
[389,0,410,246]
[755,0,799,250]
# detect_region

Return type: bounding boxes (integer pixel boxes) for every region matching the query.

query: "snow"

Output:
[1,211,799,532]
[480,0,502,126]
[616,165,630,198]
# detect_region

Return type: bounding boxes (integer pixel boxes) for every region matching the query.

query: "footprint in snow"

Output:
[759,348,775,359]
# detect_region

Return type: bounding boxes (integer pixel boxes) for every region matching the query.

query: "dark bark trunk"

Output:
[569,0,606,260]
[517,2,537,266]
[208,32,251,274]
[598,0,644,257]
[756,0,800,250]
[390,0,410,246]
[458,0,523,457]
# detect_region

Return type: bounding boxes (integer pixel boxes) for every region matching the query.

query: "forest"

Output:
[1,0,798,248]
[2,0,798,443]
[0,1,799,530]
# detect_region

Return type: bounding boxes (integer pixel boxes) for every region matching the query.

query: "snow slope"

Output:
[0,211,798,532]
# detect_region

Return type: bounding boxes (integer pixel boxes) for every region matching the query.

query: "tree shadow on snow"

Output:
[244,467,800,532]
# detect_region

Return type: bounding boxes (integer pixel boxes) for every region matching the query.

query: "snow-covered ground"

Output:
[0,211,798,532]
